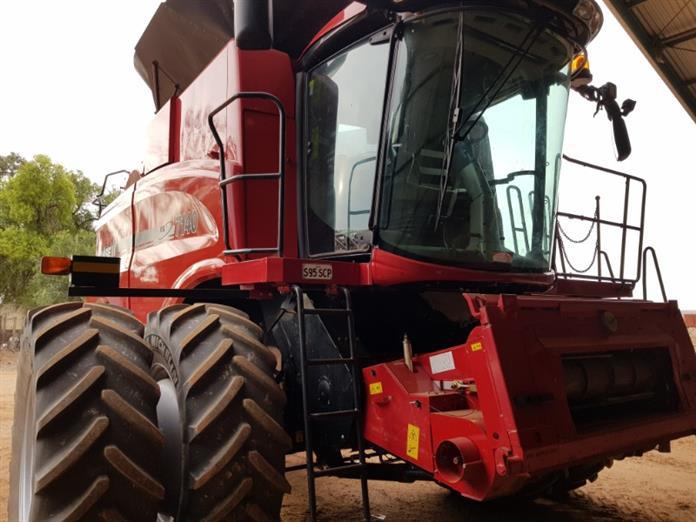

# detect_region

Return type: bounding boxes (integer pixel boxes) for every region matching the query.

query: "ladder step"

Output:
[304,308,349,316]
[309,408,359,419]
[293,285,370,521]
[314,462,364,477]
[306,357,355,366]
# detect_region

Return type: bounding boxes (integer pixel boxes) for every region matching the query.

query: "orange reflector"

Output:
[571,53,590,75]
[41,256,72,276]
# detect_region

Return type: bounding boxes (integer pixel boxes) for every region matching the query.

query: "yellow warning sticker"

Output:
[369,382,383,395]
[470,342,483,352]
[406,424,420,460]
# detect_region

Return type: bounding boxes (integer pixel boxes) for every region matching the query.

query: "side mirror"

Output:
[234,0,273,50]
[570,54,635,161]
[607,100,632,162]
[574,81,636,162]
[93,170,131,218]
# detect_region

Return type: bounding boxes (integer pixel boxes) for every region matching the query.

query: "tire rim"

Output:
[156,378,184,518]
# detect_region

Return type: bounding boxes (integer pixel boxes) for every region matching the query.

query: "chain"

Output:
[557,234,599,274]
[557,207,598,244]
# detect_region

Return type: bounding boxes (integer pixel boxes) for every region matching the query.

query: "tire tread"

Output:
[146,303,289,520]
[10,302,164,522]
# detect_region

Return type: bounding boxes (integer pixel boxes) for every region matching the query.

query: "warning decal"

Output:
[369,382,383,395]
[470,342,483,352]
[429,351,456,374]
[406,424,420,460]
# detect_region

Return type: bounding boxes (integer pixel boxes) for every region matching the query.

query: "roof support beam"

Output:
[626,0,649,8]
[604,0,696,123]
[662,27,696,48]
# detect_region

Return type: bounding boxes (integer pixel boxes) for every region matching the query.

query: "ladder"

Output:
[291,286,371,522]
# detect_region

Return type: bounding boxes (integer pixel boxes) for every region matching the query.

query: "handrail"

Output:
[506,185,530,254]
[642,246,667,302]
[347,156,376,232]
[554,155,647,286]
[208,92,286,258]
[599,250,617,281]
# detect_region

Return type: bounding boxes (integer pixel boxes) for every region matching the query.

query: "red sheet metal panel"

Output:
[362,293,696,500]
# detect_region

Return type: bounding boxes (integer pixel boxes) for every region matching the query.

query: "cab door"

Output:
[303,36,390,257]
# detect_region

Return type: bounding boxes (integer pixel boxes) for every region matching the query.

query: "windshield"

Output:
[378,9,573,271]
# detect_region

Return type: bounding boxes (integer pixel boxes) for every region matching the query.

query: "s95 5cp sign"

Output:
[302,263,333,281]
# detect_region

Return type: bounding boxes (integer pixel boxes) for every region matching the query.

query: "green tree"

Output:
[0,152,25,180]
[70,170,101,229]
[0,154,99,307]
[0,227,48,307]
[0,155,76,235]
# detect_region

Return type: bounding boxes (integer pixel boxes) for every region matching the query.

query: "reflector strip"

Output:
[41,257,72,276]
[72,261,119,274]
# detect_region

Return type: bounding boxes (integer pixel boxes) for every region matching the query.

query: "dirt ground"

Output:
[1,349,695,522]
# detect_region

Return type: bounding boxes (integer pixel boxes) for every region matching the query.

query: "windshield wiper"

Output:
[434,22,546,229]
[435,11,465,226]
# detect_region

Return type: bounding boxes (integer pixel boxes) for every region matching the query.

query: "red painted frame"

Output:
[362,293,696,500]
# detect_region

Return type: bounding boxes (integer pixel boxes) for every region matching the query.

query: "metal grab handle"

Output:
[208,91,286,257]
[347,156,376,231]
[642,246,667,302]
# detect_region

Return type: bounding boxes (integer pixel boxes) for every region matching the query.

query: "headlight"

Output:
[573,0,603,36]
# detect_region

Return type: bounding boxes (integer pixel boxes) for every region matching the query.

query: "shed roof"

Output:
[604,0,696,123]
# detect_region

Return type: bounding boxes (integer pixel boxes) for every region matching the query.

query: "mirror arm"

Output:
[573,82,636,162]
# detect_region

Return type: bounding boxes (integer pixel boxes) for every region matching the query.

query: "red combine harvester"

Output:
[10,1,696,521]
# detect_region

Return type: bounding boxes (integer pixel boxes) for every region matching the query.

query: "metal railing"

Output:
[642,246,667,302]
[553,155,646,286]
[208,92,286,258]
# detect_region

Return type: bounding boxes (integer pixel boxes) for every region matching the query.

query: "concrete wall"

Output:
[0,305,24,344]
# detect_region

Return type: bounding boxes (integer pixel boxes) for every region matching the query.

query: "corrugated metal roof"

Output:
[605,0,696,123]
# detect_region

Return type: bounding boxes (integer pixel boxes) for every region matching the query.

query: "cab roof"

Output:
[135,0,601,110]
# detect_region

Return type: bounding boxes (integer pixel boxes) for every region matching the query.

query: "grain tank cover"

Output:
[134,0,235,110]
[135,0,353,110]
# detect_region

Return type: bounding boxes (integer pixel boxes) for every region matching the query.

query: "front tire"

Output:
[145,303,291,521]
[9,302,164,522]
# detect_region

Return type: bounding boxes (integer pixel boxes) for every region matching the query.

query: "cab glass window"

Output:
[306,39,390,255]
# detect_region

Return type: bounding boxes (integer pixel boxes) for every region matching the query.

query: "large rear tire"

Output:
[145,303,291,521]
[9,302,164,522]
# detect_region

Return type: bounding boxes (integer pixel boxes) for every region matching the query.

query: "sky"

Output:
[1,1,695,308]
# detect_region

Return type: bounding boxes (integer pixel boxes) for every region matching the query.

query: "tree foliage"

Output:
[0,154,99,307]
[0,152,24,180]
